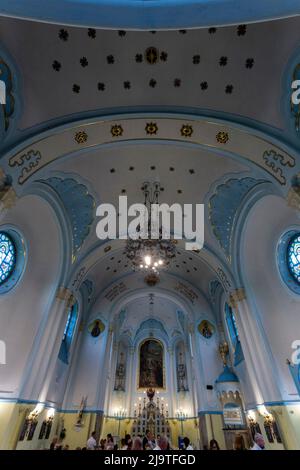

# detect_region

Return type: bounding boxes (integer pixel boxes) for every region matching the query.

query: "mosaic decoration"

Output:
[39,177,95,256]
[0,232,16,285]
[209,177,265,260]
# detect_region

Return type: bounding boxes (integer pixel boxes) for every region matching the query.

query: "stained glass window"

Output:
[225,303,239,348]
[288,234,300,284]
[0,232,16,285]
[59,303,78,364]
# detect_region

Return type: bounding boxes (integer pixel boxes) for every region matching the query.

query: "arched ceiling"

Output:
[0,0,299,29]
[0,16,299,130]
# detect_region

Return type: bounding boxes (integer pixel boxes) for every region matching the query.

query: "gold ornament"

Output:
[216,131,229,144]
[180,124,193,138]
[74,130,88,144]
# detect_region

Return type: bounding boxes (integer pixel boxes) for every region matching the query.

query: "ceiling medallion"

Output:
[125,181,176,274]
[75,131,88,144]
[216,131,229,144]
[145,122,158,135]
[145,47,159,65]
[180,124,193,138]
[111,124,123,138]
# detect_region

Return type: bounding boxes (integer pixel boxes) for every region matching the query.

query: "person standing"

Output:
[251,433,265,450]
[86,431,97,450]
[183,437,193,450]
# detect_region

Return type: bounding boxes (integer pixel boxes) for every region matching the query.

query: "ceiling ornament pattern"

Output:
[209,177,266,261]
[6,116,296,188]
[38,176,95,258]
[262,149,295,185]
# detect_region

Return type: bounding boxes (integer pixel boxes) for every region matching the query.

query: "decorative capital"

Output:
[287,175,300,211]
[229,288,246,308]
[56,287,75,307]
[0,168,17,210]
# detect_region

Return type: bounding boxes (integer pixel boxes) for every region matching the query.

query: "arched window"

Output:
[0,231,16,285]
[225,303,239,348]
[225,303,244,366]
[58,302,78,364]
[287,234,300,285]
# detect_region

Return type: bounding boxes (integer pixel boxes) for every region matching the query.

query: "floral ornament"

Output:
[145,122,158,135]
[216,131,229,144]
[245,58,254,69]
[200,81,208,90]
[237,24,247,36]
[111,124,123,137]
[75,131,88,144]
[160,51,168,62]
[52,60,61,72]
[208,27,217,34]
[149,79,157,88]
[59,29,69,41]
[193,55,200,64]
[180,124,193,138]
[135,54,143,63]
[80,57,88,68]
[88,28,96,39]
[72,84,80,93]
[225,84,234,94]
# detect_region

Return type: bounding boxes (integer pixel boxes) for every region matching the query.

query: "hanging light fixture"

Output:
[125,181,177,273]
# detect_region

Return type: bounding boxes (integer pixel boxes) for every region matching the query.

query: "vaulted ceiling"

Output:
[1,14,299,307]
[0,16,299,130]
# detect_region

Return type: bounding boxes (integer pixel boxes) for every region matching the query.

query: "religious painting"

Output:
[198,320,215,339]
[139,339,164,389]
[88,318,105,338]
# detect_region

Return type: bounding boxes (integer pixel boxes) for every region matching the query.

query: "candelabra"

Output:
[114,408,127,437]
[176,410,188,436]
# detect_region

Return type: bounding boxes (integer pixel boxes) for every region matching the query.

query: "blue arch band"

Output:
[0,1,299,29]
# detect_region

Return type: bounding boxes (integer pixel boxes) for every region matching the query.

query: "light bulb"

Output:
[140,264,143,268]
[158,260,163,265]
[154,262,158,267]
[145,256,151,266]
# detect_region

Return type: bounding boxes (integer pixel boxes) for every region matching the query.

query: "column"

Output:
[19,287,75,402]
[125,347,135,414]
[229,288,282,404]
[168,347,176,417]
[96,326,114,412]
[189,325,205,413]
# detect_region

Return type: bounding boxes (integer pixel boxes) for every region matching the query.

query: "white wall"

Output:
[242,195,300,401]
[0,195,61,398]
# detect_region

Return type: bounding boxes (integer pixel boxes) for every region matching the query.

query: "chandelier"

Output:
[125,181,177,273]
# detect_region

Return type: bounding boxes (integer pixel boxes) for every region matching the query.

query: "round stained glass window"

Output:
[0,232,16,285]
[287,234,300,285]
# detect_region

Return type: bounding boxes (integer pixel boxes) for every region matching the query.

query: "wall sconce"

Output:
[258,405,273,423]
[46,407,55,423]
[247,410,257,424]
[29,403,44,421]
